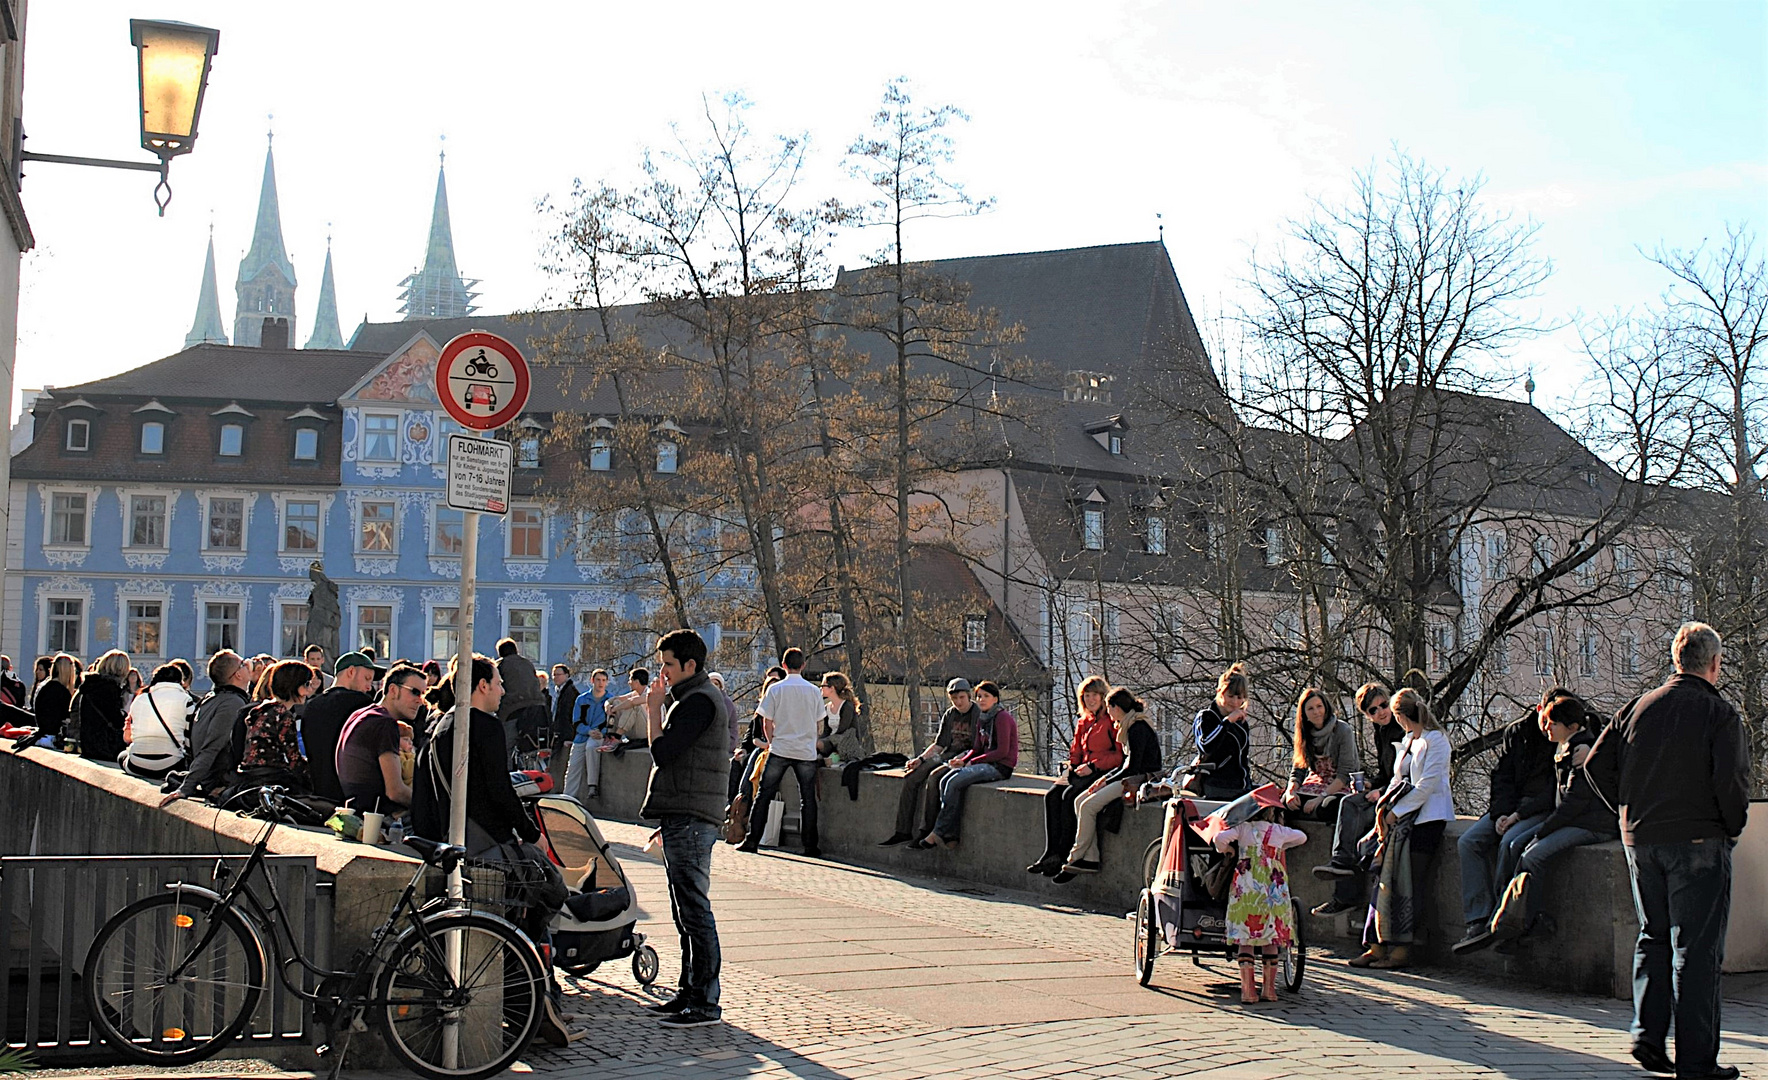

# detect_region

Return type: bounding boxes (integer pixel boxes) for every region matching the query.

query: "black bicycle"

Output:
[82,788,545,1080]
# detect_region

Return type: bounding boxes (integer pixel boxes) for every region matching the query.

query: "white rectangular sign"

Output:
[445,434,513,515]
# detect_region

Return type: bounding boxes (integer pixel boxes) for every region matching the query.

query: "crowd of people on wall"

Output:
[5,615,1751,1070]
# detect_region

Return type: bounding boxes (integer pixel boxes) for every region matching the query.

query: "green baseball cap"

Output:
[334,651,382,675]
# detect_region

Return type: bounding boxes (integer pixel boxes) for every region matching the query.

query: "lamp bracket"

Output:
[19,151,173,215]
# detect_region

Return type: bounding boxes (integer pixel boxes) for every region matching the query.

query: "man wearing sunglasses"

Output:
[1310,682,1404,914]
[336,662,427,814]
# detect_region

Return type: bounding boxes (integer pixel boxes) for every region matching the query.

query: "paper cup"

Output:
[361,811,385,845]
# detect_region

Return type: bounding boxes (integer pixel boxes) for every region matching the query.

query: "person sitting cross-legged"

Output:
[878,679,978,846]
[1054,687,1160,882]
[1457,694,1619,954]
[1452,686,1561,952]
[916,680,1018,850]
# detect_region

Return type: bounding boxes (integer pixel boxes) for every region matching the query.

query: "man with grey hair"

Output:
[1586,621,1750,1080]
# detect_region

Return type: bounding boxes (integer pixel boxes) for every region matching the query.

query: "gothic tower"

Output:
[184,230,229,347]
[398,150,478,320]
[234,136,298,347]
[305,238,344,349]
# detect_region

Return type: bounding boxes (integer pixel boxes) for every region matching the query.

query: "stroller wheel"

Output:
[633,944,660,985]
[1134,890,1157,987]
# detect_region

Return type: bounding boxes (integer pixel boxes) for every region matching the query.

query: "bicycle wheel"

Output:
[1134,889,1157,987]
[83,892,266,1065]
[376,911,545,1080]
[1141,839,1162,892]
[1280,896,1307,992]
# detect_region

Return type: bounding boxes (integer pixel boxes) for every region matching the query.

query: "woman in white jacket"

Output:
[1350,686,1454,970]
[119,663,195,781]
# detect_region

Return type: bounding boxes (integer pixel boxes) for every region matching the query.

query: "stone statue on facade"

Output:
[307,561,341,659]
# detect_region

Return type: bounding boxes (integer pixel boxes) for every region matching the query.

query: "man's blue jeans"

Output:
[1458,811,1550,930]
[746,755,819,852]
[1625,838,1733,1075]
[931,763,1006,840]
[1515,825,1608,923]
[660,816,721,1010]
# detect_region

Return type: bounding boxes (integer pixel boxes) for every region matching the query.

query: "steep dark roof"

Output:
[51,344,374,404]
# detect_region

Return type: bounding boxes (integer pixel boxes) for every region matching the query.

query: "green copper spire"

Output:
[234,132,299,346]
[305,237,344,349]
[185,231,229,347]
[398,145,479,319]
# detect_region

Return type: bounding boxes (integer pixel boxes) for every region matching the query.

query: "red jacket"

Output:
[1068,709,1123,772]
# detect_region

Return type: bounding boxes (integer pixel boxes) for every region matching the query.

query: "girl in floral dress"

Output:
[1214,808,1309,1002]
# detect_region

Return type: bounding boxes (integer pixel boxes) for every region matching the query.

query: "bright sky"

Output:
[15,0,1766,421]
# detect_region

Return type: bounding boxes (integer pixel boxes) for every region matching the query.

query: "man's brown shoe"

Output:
[1369,945,1412,969]
[1347,946,1386,968]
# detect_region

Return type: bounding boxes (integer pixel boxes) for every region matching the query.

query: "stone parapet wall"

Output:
[584,750,1740,999]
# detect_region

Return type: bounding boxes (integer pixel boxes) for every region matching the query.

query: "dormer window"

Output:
[1264,525,1285,566]
[1083,509,1104,550]
[588,439,611,471]
[518,435,541,469]
[140,422,165,455]
[1085,415,1130,455]
[1110,433,1122,455]
[656,441,679,474]
[65,419,90,451]
[1145,515,1167,555]
[293,428,319,461]
[218,423,243,457]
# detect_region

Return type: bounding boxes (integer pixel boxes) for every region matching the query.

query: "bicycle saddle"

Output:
[403,836,467,872]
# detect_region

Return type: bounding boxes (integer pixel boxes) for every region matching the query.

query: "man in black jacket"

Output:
[638,629,729,1029]
[1454,690,1559,949]
[298,653,377,804]
[410,655,539,849]
[1586,622,1750,1080]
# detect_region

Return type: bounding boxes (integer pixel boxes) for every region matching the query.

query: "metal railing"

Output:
[1,854,329,1064]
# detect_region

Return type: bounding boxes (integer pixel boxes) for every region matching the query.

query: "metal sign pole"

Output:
[443,468,482,1074]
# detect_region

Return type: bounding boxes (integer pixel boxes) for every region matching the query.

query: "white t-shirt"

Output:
[125,682,194,761]
[758,674,824,762]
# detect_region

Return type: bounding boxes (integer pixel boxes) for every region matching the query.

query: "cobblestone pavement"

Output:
[343,818,1761,1079]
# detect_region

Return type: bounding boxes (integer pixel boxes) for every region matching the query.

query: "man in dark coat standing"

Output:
[1586,622,1751,1080]
[495,638,547,763]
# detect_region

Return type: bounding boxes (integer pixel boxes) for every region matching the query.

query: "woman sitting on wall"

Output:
[1027,676,1121,875]
[917,680,1020,849]
[76,650,132,764]
[1283,686,1361,822]
[119,663,195,781]
[1190,663,1253,800]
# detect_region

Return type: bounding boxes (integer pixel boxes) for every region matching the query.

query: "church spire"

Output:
[305,235,344,349]
[185,229,229,347]
[234,129,299,347]
[398,141,479,320]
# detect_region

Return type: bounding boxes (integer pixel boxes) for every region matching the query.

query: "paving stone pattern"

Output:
[348,819,1764,1080]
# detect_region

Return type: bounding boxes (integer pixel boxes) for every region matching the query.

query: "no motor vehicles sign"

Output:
[436,331,530,430]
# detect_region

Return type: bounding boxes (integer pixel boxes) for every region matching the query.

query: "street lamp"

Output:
[17,19,219,215]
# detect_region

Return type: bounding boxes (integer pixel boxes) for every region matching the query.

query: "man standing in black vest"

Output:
[639,629,730,1029]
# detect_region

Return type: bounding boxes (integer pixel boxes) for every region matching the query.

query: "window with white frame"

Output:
[359,501,396,552]
[1491,633,1511,674]
[1154,603,1183,662]
[1486,532,1509,578]
[361,413,400,462]
[125,600,163,657]
[1578,625,1600,677]
[65,419,90,451]
[1428,622,1452,673]
[1614,544,1637,589]
[820,610,845,648]
[430,606,460,662]
[1082,508,1104,551]
[293,428,319,461]
[128,494,167,548]
[1534,627,1554,677]
[1532,534,1554,573]
[577,609,615,665]
[963,614,987,654]
[1576,553,1598,588]
[656,441,678,474]
[204,602,240,655]
[588,439,611,471]
[283,499,320,552]
[47,598,83,653]
[1108,432,1123,456]
[505,608,542,657]
[206,496,244,551]
[433,506,465,555]
[1617,631,1639,678]
[508,506,544,559]
[218,423,244,457]
[49,492,88,546]
[1320,525,1338,566]
[278,602,309,657]
[518,434,541,469]
[358,605,393,656]
[1145,515,1167,555]
[140,422,165,455]
[1264,525,1284,566]
[1274,610,1301,647]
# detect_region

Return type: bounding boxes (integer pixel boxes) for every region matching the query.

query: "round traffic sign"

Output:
[436,331,531,430]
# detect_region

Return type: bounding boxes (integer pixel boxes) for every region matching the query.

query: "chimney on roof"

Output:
[260,318,291,350]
